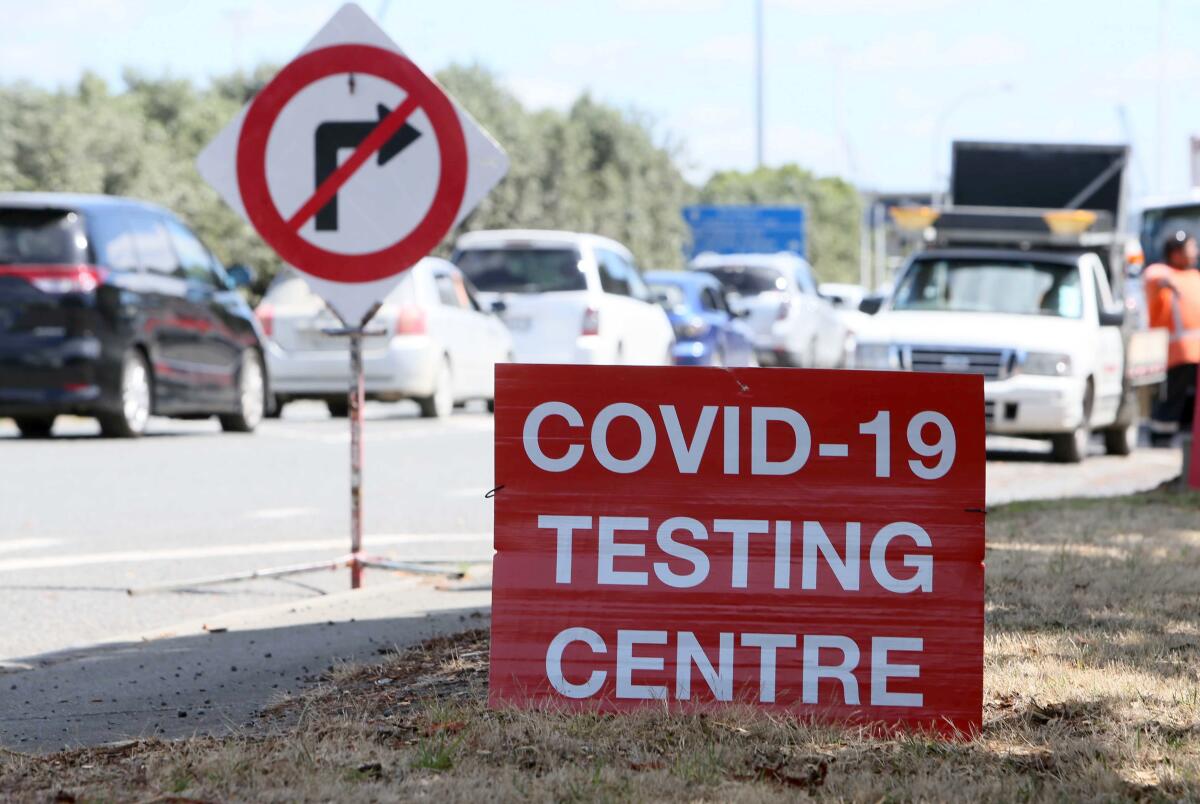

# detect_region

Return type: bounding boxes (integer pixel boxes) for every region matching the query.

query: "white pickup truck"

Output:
[854,247,1135,462]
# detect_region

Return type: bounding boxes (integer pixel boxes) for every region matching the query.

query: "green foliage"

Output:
[435,66,691,268]
[698,164,862,283]
[0,65,853,283]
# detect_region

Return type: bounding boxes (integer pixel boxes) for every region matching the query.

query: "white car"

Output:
[690,252,847,368]
[819,282,866,311]
[256,258,511,418]
[452,230,674,365]
[854,249,1131,462]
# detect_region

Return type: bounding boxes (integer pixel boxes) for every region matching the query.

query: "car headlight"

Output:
[1020,352,1072,376]
[854,343,898,369]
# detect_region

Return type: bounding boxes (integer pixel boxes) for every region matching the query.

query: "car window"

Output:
[165,218,217,287]
[434,273,466,308]
[794,265,818,295]
[596,249,631,296]
[125,211,179,276]
[0,208,85,265]
[86,210,139,271]
[893,259,1083,318]
[455,248,586,293]
[700,287,725,312]
[648,282,687,309]
[694,265,787,296]
[622,256,652,302]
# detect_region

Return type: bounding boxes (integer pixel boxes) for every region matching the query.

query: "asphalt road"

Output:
[0,403,1183,662]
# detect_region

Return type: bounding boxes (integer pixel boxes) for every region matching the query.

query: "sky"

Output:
[2,0,1199,200]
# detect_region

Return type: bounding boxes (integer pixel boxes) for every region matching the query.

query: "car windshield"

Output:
[455,248,586,293]
[892,259,1083,318]
[694,265,785,296]
[0,208,82,264]
[648,282,687,309]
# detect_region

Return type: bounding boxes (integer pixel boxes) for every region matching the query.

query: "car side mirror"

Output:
[490,299,507,314]
[1098,307,1125,327]
[859,296,884,315]
[227,263,255,288]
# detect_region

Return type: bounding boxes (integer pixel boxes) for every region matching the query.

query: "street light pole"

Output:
[755,0,764,168]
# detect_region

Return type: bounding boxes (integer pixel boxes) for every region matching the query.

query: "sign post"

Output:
[490,364,985,735]
[129,2,507,595]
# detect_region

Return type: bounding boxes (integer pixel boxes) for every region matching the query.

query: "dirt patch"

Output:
[3,492,1200,802]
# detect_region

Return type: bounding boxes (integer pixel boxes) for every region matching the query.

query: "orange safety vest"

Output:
[1144,263,1200,367]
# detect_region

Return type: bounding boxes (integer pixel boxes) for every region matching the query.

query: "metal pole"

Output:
[349,329,365,589]
[754,0,764,169]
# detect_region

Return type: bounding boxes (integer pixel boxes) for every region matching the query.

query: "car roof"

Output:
[454,228,633,259]
[644,270,718,289]
[0,191,172,217]
[690,251,812,270]
[911,248,1083,266]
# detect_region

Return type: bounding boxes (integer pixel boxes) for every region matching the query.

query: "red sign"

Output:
[490,365,985,736]
[236,43,467,284]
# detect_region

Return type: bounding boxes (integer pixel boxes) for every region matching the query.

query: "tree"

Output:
[0,65,856,284]
[698,164,861,283]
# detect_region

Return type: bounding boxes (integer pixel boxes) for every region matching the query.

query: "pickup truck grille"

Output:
[902,346,1015,380]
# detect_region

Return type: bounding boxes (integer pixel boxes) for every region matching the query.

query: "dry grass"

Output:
[3,489,1200,802]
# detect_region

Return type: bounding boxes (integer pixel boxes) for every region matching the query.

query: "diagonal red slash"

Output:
[286,94,422,232]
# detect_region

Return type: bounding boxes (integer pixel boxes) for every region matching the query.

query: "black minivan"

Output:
[0,193,269,438]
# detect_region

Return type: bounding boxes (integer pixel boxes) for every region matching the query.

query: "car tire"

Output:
[14,416,55,438]
[1103,386,1139,456]
[219,350,266,433]
[327,398,349,418]
[1050,382,1093,464]
[418,357,453,419]
[264,395,284,420]
[98,349,153,438]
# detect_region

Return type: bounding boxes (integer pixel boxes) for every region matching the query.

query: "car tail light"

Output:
[0,264,106,294]
[395,304,427,335]
[776,298,791,321]
[255,303,274,337]
[581,306,601,336]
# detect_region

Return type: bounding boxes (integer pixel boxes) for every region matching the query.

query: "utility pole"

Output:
[755,0,764,168]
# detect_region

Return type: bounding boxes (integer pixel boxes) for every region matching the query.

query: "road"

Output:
[0,404,1183,661]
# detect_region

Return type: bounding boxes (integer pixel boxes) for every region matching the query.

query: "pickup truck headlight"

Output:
[855,343,899,369]
[1021,351,1072,376]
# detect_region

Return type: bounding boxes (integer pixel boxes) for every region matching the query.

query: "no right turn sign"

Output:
[197,2,508,325]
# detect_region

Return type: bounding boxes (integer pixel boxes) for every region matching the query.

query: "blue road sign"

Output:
[683,205,806,258]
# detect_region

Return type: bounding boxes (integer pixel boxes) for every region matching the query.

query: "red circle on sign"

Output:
[237,44,467,284]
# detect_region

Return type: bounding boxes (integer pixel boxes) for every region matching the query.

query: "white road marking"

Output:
[0,538,62,554]
[0,533,492,573]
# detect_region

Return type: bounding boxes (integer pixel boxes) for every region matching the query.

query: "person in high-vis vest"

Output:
[1145,230,1200,444]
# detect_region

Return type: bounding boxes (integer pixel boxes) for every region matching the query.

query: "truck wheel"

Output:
[98,349,152,438]
[219,350,266,433]
[1051,383,1093,463]
[14,416,55,438]
[1103,385,1140,456]
[1103,417,1139,456]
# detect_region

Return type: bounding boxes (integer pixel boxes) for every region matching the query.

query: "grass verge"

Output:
[3,489,1199,802]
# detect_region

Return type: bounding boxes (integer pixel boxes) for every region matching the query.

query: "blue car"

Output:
[645,271,756,367]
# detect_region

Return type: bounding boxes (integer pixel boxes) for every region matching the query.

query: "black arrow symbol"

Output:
[313,103,422,232]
